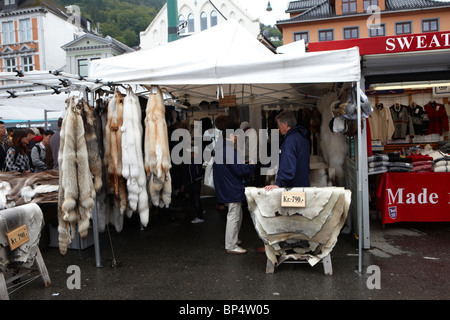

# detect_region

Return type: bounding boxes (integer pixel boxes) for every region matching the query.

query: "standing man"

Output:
[50,117,63,170]
[265,110,310,191]
[0,121,12,171]
[213,122,255,254]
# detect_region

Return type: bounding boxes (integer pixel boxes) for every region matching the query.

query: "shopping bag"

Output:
[204,157,215,189]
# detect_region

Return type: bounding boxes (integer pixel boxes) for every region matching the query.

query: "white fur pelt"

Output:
[144,86,171,208]
[104,90,127,232]
[57,97,96,255]
[317,91,348,186]
[121,87,149,227]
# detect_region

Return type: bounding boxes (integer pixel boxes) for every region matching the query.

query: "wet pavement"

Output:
[5,195,450,303]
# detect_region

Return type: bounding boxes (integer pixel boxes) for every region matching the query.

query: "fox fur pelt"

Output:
[144,86,171,208]
[121,87,149,227]
[58,96,96,255]
[104,90,127,231]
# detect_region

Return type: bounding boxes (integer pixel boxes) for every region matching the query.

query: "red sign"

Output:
[376,172,450,224]
[308,31,450,55]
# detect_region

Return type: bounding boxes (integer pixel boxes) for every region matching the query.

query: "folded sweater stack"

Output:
[407,153,433,172]
[386,153,413,172]
[367,154,389,174]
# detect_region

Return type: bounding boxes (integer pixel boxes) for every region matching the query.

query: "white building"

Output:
[140,0,260,50]
[0,0,95,82]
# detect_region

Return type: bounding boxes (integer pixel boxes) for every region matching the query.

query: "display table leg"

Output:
[0,272,8,300]
[35,248,51,287]
[322,254,333,275]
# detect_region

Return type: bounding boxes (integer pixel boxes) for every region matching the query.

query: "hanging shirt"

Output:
[424,101,449,135]
[390,104,414,140]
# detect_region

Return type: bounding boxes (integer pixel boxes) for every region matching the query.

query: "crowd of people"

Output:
[0,119,62,173]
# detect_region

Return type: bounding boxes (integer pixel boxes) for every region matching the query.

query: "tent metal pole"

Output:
[356,81,363,274]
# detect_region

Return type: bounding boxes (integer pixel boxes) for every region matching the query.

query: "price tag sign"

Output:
[281,191,306,207]
[6,225,29,251]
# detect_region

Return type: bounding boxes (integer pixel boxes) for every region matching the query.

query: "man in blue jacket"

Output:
[265,110,310,191]
[213,122,255,254]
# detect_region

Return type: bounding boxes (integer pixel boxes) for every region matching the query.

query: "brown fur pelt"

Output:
[79,98,103,193]
[144,86,171,208]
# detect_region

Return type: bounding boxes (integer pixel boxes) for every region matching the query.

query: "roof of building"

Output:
[279,0,450,24]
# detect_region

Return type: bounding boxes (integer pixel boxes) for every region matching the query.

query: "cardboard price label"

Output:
[6,225,29,250]
[281,191,306,207]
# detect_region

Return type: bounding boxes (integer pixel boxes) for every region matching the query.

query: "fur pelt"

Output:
[57,96,96,255]
[144,86,171,208]
[121,87,149,227]
[79,98,103,193]
[104,90,127,231]
[317,91,348,186]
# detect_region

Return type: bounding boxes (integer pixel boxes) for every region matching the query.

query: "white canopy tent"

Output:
[88,20,367,273]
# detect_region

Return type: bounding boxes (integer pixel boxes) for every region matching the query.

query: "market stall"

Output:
[89,20,368,272]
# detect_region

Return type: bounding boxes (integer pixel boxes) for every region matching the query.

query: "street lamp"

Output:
[167,0,179,42]
[266,1,272,12]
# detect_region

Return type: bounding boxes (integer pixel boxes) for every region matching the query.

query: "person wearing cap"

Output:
[30,129,54,172]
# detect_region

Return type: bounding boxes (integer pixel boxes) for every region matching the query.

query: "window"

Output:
[319,29,333,41]
[200,12,207,31]
[188,14,195,32]
[19,19,32,42]
[294,32,308,44]
[21,56,34,72]
[396,22,412,35]
[178,15,186,34]
[343,27,359,39]
[342,0,357,14]
[422,19,439,32]
[78,59,88,77]
[4,58,16,72]
[211,11,218,27]
[363,0,378,11]
[369,24,385,37]
[2,21,15,44]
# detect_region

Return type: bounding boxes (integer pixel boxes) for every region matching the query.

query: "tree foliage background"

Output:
[56,0,165,47]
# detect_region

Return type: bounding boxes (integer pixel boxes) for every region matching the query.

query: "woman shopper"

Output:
[30,130,54,172]
[5,130,32,173]
[213,121,255,254]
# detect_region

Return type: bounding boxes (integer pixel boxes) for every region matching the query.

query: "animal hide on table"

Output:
[104,90,128,232]
[245,187,351,268]
[144,85,171,208]
[0,203,44,272]
[57,97,96,255]
[121,87,149,227]
[0,171,59,209]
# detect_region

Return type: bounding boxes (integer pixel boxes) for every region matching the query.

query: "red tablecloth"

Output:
[377,172,450,224]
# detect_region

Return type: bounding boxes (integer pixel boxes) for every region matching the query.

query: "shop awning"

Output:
[89,20,361,105]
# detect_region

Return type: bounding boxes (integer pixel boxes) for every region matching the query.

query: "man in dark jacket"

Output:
[265,110,310,191]
[213,122,255,254]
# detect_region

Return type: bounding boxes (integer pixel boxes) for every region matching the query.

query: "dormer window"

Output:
[342,0,357,14]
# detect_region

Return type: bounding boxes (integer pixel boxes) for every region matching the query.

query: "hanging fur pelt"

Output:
[121,87,149,227]
[57,96,96,255]
[144,85,171,208]
[104,90,127,232]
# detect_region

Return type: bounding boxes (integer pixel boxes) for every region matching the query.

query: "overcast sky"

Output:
[234,0,290,26]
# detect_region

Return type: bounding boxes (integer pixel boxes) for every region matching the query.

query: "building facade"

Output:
[61,33,134,77]
[276,0,450,45]
[139,0,260,50]
[0,0,97,82]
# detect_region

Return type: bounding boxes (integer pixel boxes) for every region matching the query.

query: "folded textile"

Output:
[388,166,412,172]
[369,166,388,174]
[433,165,450,172]
[412,160,433,167]
[387,162,413,169]
[369,161,389,168]
[368,154,389,162]
[407,153,433,162]
[412,164,432,172]
[387,153,411,163]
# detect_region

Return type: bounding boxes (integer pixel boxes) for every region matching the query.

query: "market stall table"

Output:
[376,172,450,224]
